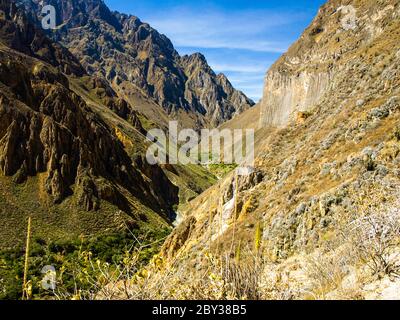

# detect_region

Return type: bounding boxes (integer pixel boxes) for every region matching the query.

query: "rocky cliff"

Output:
[18,0,254,129]
[260,0,398,128]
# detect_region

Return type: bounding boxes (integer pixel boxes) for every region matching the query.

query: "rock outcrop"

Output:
[261,71,331,127]
[0,0,84,76]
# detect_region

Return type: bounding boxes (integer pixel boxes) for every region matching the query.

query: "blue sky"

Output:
[105,0,326,102]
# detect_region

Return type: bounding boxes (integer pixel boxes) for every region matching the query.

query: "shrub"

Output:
[346,206,400,279]
[394,125,400,141]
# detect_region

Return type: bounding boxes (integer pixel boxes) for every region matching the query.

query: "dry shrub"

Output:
[134,252,263,300]
[53,195,400,300]
[303,200,400,299]
[194,253,262,300]
[346,205,400,279]
[53,246,264,300]
[304,246,357,299]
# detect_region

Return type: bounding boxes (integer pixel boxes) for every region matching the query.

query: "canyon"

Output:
[1,0,400,300]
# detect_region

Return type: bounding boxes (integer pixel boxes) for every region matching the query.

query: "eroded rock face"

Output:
[161,216,197,260]
[82,75,146,131]
[19,0,254,128]
[260,0,400,128]
[261,72,332,127]
[0,53,177,214]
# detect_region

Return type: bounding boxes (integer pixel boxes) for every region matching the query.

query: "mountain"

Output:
[18,0,254,130]
[259,0,399,128]
[133,0,400,300]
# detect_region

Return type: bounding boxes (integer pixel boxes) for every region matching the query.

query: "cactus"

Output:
[254,221,263,252]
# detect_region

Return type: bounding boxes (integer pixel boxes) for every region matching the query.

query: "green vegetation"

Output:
[164,164,217,205]
[208,163,238,178]
[0,172,171,244]
[0,227,170,300]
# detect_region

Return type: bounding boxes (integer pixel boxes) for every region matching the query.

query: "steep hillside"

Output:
[18,0,254,129]
[133,0,400,300]
[0,0,180,249]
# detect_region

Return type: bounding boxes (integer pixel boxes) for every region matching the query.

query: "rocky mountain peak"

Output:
[180,53,215,79]
[27,0,120,30]
[181,53,209,67]
[1,0,85,76]
[17,0,254,129]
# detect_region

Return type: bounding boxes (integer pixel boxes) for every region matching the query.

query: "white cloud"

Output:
[209,63,267,73]
[140,7,302,53]
[207,63,268,100]
[136,5,307,100]
[230,80,265,101]
[227,74,267,84]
